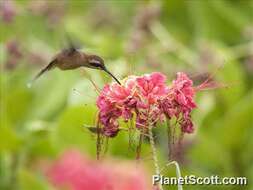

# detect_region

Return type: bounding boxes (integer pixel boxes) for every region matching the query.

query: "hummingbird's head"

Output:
[87,55,105,70]
[87,54,121,85]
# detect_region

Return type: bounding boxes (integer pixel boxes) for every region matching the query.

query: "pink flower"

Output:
[96,95,121,137]
[47,150,151,190]
[102,82,133,104]
[170,72,196,109]
[160,72,197,133]
[96,72,197,136]
[181,116,194,133]
[0,0,17,23]
[136,72,168,101]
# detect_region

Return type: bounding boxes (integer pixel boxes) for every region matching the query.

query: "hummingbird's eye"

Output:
[89,59,102,68]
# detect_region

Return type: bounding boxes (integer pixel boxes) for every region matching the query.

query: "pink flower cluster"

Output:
[97,72,197,137]
[47,150,151,190]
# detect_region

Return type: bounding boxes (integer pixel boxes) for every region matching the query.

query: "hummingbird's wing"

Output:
[64,33,82,55]
[62,47,77,56]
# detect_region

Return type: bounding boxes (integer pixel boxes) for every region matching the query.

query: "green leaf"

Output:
[217,90,253,149]
[29,71,77,120]
[19,169,49,190]
[54,105,97,155]
[0,127,21,152]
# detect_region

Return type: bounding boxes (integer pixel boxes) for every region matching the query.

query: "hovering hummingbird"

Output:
[29,46,121,86]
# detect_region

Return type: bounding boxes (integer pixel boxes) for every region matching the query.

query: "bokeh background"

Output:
[1,0,253,190]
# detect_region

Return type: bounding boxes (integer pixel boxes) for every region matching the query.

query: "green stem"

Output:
[167,120,172,160]
[136,131,144,160]
[96,122,102,160]
[148,125,163,190]
[9,152,21,190]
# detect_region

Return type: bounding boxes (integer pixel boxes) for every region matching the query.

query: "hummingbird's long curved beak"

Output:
[103,67,121,85]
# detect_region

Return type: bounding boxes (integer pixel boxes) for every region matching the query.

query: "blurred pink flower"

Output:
[47,150,151,190]
[97,72,198,137]
[0,0,16,23]
[4,40,23,70]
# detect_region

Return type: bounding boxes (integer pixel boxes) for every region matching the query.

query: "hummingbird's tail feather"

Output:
[34,60,56,81]
[27,60,56,88]
[103,68,121,85]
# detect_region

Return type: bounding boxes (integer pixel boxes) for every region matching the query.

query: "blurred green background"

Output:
[0,0,253,189]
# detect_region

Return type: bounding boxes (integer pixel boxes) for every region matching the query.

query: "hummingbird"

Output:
[29,46,121,86]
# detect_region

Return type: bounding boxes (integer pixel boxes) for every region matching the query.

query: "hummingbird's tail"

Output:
[27,60,56,88]
[33,60,56,81]
[103,68,121,85]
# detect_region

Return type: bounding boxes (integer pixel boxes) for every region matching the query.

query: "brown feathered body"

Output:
[53,49,101,70]
[55,50,87,70]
